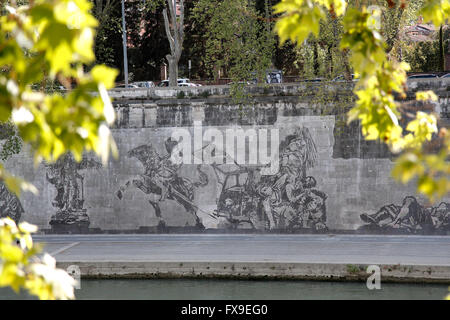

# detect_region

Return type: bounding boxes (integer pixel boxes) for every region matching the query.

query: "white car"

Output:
[158,79,186,87]
[132,81,155,88]
[158,79,200,87]
[115,84,138,88]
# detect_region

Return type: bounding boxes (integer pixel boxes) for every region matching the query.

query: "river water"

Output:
[0,279,448,300]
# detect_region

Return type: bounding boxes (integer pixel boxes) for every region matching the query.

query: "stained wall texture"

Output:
[2,81,450,234]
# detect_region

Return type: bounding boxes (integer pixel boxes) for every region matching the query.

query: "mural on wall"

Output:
[116,139,209,228]
[359,196,450,233]
[116,126,328,232]
[45,153,102,232]
[0,180,24,224]
[211,127,327,231]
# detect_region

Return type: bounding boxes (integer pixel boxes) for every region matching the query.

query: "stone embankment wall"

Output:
[2,79,450,234]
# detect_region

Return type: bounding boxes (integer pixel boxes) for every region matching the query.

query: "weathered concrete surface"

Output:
[55,261,450,283]
[33,234,450,283]
[3,80,450,235]
[108,78,450,102]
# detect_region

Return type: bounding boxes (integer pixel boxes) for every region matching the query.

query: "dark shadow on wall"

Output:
[332,117,393,159]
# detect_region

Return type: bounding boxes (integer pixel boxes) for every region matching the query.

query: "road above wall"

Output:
[32,234,450,283]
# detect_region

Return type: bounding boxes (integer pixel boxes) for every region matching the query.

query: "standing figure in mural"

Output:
[116,138,209,228]
[256,176,285,230]
[359,196,450,234]
[0,181,24,224]
[45,153,102,232]
[212,126,328,232]
[279,127,317,181]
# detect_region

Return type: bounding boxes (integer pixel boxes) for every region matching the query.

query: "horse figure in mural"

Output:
[116,140,208,228]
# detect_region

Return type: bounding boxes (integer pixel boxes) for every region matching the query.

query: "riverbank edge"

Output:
[55,261,450,284]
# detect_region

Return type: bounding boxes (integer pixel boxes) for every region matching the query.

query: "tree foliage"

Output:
[401,26,450,72]
[274,0,450,202]
[126,1,170,81]
[0,0,119,299]
[92,0,123,69]
[0,121,21,161]
[0,217,76,299]
[0,0,118,176]
[191,0,274,85]
[90,0,173,82]
[403,40,441,71]
[288,0,430,79]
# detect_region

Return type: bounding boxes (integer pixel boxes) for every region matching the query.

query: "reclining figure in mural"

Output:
[0,180,24,224]
[116,138,209,228]
[212,127,328,231]
[45,153,102,228]
[359,196,450,234]
[429,202,450,232]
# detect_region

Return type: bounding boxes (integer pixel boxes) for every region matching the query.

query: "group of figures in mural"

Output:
[1,125,449,234]
[359,196,450,233]
[116,127,327,231]
[211,127,327,231]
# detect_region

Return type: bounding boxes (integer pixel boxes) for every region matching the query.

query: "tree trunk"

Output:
[313,42,319,76]
[385,5,405,55]
[341,49,352,81]
[167,55,179,87]
[163,0,184,87]
[328,45,333,75]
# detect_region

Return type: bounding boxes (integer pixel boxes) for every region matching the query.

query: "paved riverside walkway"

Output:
[32,234,450,283]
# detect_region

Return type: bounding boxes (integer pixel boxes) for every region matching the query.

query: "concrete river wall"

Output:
[2,80,450,234]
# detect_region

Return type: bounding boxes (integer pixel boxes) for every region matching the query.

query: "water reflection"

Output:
[0,279,448,300]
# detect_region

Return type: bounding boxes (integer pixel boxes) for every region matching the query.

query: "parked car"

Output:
[132,81,155,88]
[440,73,450,78]
[265,70,283,84]
[115,83,138,88]
[158,79,200,87]
[332,74,359,82]
[407,74,439,79]
[158,79,187,87]
[227,81,252,85]
[300,78,325,82]
[248,70,283,84]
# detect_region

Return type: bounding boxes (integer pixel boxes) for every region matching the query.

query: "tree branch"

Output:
[163,8,175,54]
[179,0,185,44]
[167,0,177,30]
